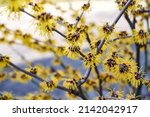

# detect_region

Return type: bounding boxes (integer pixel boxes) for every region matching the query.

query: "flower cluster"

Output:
[0,0,150,100]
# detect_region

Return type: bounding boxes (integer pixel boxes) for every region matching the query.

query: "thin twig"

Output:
[75,0,91,26]
[94,65,102,96]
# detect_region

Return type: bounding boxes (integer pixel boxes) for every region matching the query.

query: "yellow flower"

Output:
[52,58,61,66]
[83,79,98,91]
[0,24,6,31]
[108,90,124,99]
[36,12,57,37]
[25,65,41,76]
[0,92,13,100]
[9,71,32,83]
[129,71,144,88]
[25,92,52,100]
[66,91,77,100]
[22,34,32,45]
[54,46,65,56]
[65,24,87,46]
[82,3,90,11]
[125,92,139,100]
[100,72,117,83]
[83,52,101,68]
[98,22,114,40]
[0,72,6,82]
[4,0,31,16]
[31,3,45,16]
[113,58,137,81]
[131,4,145,16]
[103,58,117,72]
[63,79,78,91]
[64,45,80,60]
[14,29,23,40]
[0,55,10,68]
[115,0,139,12]
[133,29,150,45]
[40,78,58,92]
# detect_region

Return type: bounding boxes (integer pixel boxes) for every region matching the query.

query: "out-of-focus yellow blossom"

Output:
[0,55,10,68]
[30,3,45,16]
[52,58,61,66]
[0,72,6,82]
[54,46,65,56]
[66,91,77,100]
[25,92,52,100]
[108,90,124,99]
[22,33,32,44]
[25,65,41,76]
[40,77,58,92]
[125,92,139,100]
[100,72,117,83]
[14,29,23,40]
[0,92,13,100]
[2,0,31,16]
[63,79,78,91]
[64,45,80,60]
[82,2,90,11]
[133,29,150,45]
[9,71,32,83]
[83,79,98,91]
[131,4,145,16]
[115,0,139,12]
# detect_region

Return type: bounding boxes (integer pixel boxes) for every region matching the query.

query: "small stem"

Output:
[75,0,91,26]
[124,13,133,29]
[94,65,102,96]
[135,44,141,97]
[77,50,86,58]
[77,86,88,100]
[110,35,132,42]
[52,28,66,38]
[77,68,92,86]
[144,45,148,73]
[20,9,37,19]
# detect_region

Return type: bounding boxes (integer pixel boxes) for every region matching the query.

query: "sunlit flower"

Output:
[83,79,98,91]
[63,79,78,91]
[113,58,137,81]
[133,29,150,45]
[0,72,6,82]
[64,45,80,60]
[0,55,10,68]
[83,52,101,68]
[0,92,13,100]
[115,0,139,12]
[129,71,144,88]
[40,77,58,92]
[36,12,57,37]
[2,0,31,16]
[9,71,32,83]
[65,24,87,46]
[82,3,90,11]
[98,22,114,40]
[25,92,52,100]
[108,90,124,99]
[66,91,77,100]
